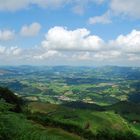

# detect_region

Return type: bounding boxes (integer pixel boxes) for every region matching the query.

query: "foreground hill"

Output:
[0,88,81,140]
[28,101,140,139]
[0,87,140,140]
[0,87,22,112]
[0,109,81,140]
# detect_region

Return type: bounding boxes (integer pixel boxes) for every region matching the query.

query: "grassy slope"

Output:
[0,112,81,140]
[106,101,140,136]
[28,102,131,134]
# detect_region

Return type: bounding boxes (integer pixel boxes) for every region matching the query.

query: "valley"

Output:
[0,66,140,140]
[0,66,140,105]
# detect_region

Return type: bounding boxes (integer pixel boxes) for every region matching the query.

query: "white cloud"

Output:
[10,47,22,55]
[89,11,111,24]
[0,45,24,65]
[89,0,140,25]
[0,46,6,54]
[127,54,140,61]
[0,27,140,66]
[0,46,22,56]
[40,27,140,65]
[110,0,140,18]
[42,26,104,51]
[110,30,140,53]
[0,29,15,41]
[72,52,92,60]
[71,50,121,62]
[94,50,121,60]
[33,50,61,60]
[20,22,41,37]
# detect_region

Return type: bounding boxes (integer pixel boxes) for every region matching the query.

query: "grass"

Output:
[130,124,140,136]
[0,111,81,140]
[28,102,131,134]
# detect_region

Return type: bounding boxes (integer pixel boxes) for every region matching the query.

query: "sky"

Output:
[0,0,140,66]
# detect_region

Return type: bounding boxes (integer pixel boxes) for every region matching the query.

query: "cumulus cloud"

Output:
[0,29,15,41]
[42,26,104,51]
[0,27,140,66]
[89,11,111,24]
[110,30,140,53]
[20,22,41,37]
[41,27,140,64]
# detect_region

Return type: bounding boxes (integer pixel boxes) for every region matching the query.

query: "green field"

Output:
[0,66,140,105]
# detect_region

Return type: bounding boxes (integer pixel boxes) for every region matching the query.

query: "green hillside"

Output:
[0,88,81,140]
[0,111,81,140]
[28,102,139,140]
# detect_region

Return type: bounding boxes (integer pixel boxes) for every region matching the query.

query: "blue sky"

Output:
[0,0,140,66]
